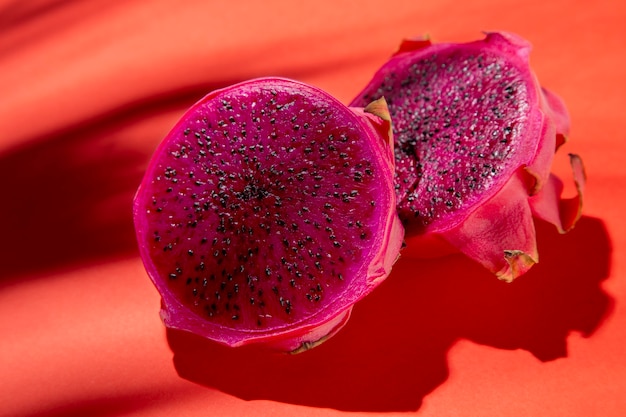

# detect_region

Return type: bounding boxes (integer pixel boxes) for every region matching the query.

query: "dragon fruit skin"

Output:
[133,78,404,352]
[351,32,584,282]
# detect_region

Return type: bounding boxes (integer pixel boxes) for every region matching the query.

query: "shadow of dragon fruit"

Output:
[351,32,585,282]
[133,78,404,352]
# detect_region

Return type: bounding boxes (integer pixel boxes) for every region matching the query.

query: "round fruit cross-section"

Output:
[133,78,401,348]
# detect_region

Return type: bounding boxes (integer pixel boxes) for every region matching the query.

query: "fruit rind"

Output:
[351,32,582,280]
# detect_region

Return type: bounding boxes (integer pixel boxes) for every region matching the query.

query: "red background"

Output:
[1,0,624,415]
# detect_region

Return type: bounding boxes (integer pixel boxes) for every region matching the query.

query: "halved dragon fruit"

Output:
[133,78,403,352]
[351,32,584,282]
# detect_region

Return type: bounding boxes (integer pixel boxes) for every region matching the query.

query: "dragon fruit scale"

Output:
[351,32,585,282]
[133,78,404,352]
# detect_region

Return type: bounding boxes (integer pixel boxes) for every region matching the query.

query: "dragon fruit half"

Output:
[133,78,404,352]
[351,32,585,282]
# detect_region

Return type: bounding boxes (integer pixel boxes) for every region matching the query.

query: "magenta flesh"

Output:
[133,78,403,350]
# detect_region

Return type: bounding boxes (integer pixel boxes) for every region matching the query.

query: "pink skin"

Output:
[133,78,404,351]
[351,32,584,281]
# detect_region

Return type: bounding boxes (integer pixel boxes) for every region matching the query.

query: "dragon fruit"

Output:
[351,32,584,282]
[133,78,403,352]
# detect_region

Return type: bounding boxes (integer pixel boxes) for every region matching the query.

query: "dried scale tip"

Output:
[133,77,404,351]
[351,31,585,282]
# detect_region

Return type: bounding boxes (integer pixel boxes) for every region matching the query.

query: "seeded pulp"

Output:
[134,78,400,344]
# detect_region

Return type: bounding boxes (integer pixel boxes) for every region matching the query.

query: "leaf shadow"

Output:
[0,82,239,284]
[167,216,612,412]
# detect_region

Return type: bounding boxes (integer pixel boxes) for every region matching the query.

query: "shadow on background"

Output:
[0,82,239,283]
[168,216,612,412]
